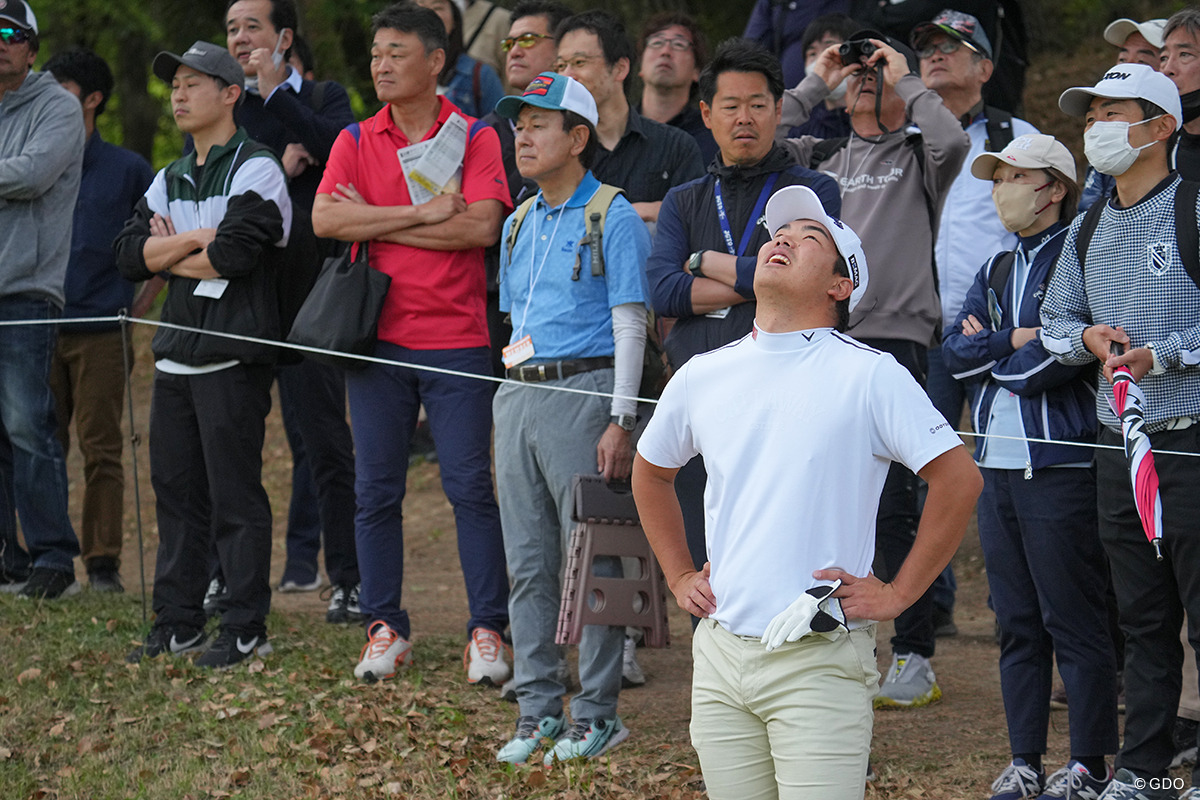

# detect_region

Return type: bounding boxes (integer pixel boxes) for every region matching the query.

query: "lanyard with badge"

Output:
[707,173,779,318]
[502,197,567,369]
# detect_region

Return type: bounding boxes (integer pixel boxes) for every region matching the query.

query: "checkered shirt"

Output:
[1041,174,1200,433]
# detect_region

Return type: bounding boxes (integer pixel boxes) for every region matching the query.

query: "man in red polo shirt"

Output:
[312,1,513,686]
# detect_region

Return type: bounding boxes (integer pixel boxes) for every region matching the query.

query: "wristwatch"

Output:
[610,414,636,432]
[688,250,705,278]
[1146,341,1167,376]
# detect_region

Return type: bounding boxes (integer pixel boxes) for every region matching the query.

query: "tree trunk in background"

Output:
[116,34,159,162]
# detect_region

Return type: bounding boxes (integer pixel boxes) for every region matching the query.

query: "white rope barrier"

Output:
[6,313,1200,459]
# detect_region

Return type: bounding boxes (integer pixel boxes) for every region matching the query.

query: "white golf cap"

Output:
[1104,18,1166,50]
[1059,63,1183,131]
[971,133,1077,181]
[763,185,869,313]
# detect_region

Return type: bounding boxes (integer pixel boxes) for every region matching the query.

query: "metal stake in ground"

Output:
[120,310,149,626]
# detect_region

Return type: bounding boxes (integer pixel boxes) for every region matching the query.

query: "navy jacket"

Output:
[646,144,840,369]
[66,130,153,331]
[941,222,1097,469]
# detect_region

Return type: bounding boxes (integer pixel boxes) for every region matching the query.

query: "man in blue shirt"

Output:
[490,72,651,767]
[43,48,154,594]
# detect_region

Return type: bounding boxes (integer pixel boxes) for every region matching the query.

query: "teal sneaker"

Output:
[497,715,565,765]
[543,717,630,766]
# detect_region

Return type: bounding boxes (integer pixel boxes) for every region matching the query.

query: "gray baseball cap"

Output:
[153,41,244,91]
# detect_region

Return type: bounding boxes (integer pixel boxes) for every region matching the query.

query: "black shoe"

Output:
[88,568,124,594]
[324,583,364,624]
[18,567,81,599]
[1172,716,1199,768]
[0,570,29,594]
[202,578,229,618]
[195,627,272,670]
[933,605,958,637]
[126,625,208,663]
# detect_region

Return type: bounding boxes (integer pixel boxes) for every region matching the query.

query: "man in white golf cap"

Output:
[1106,18,1167,68]
[632,184,981,800]
[1043,63,1200,800]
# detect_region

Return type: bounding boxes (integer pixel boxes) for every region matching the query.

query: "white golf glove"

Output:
[760,580,846,652]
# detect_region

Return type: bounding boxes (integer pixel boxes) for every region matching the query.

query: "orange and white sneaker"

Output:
[354,621,412,683]
[464,627,512,686]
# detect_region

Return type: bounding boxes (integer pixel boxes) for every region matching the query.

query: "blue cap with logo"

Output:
[495,72,598,127]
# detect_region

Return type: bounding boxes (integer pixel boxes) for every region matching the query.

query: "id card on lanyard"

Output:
[706,173,779,319]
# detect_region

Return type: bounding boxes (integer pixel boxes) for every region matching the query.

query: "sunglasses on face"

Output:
[0,28,32,45]
[501,32,552,53]
[916,39,968,59]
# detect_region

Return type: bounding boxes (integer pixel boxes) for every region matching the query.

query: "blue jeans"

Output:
[346,343,508,640]
[494,368,624,721]
[0,295,79,576]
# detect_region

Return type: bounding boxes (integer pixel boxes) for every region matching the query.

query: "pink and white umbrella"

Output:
[1109,344,1164,560]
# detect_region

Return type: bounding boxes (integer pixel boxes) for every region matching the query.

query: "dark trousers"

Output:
[346,343,508,639]
[859,338,936,658]
[277,358,359,587]
[980,466,1118,757]
[1100,425,1200,781]
[149,365,274,634]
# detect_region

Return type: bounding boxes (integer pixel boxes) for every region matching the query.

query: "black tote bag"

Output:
[286,242,391,369]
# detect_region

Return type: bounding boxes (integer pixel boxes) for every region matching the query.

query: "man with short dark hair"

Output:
[634,184,980,799]
[555,10,704,225]
[312,2,513,687]
[636,12,716,163]
[1162,7,1200,181]
[116,41,292,668]
[1042,64,1200,800]
[0,0,85,599]
[43,48,154,595]
[491,71,651,767]
[780,27,970,709]
[646,37,839,615]
[224,0,362,623]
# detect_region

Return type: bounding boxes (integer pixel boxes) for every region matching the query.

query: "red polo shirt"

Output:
[318,97,510,350]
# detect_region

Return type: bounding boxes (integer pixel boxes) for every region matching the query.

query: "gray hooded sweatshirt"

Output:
[0,69,85,307]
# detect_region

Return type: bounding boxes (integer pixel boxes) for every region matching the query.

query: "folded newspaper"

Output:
[397,112,468,204]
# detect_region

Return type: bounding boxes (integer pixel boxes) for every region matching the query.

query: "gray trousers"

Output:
[494,368,623,721]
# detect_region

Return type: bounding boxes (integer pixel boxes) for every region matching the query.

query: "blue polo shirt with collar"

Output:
[499,170,651,362]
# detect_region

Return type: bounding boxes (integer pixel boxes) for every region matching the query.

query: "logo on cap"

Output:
[185,46,205,57]
[1103,71,1132,81]
[1012,136,1034,150]
[848,254,860,287]
[524,76,553,97]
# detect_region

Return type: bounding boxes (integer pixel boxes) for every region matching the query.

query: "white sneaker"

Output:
[464,627,512,686]
[354,621,412,683]
[621,635,646,687]
[874,652,942,709]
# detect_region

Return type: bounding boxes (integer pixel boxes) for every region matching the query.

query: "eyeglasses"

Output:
[645,36,692,52]
[916,39,967,59]
[0,27,32,45]
[553,54,602,72]
[501,32,552,53]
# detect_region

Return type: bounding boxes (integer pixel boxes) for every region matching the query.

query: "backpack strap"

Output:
[309,80,329,113]
[809,137,848,169]
[987,250,1017,307]
[1174,179,1200,289]
[464,2,496,54]
[580,184,624,277]
[983,106,1014,152]
[472,61,483,116]
[503,196,538,267]
[1073,193,1106,275]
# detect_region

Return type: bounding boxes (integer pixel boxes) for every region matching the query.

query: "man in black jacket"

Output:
[224,0,362,623]
[644,37,840,614]
[115,41,291,670]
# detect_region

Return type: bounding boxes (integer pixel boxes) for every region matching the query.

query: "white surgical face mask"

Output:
[1083,115,1161,176]
[806,61,847,101]
[243,30,287,94]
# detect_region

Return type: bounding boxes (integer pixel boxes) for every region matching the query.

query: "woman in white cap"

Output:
[942,133,1120,800]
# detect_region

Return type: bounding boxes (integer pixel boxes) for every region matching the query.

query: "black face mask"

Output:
[1182,87,1200,124]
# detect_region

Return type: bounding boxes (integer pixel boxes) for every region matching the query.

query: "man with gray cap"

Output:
[0,0,85,600]
[633,184,980,799]
[115,41,292,670]
[1042,63,1200,799]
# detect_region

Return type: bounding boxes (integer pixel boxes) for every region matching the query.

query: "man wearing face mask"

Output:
[1042,64,1200,799]
[1162,8,1200,183]
[783,13,856,140]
